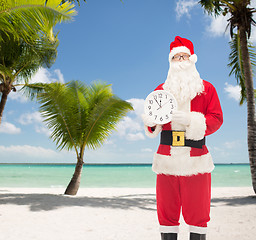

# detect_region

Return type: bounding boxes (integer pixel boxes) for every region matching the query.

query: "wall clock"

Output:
[144,90,177,124]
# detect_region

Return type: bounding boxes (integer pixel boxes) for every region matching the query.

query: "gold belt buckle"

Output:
[172,131,185,146]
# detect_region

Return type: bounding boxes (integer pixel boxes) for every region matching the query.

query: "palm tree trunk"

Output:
[64,157,84,195]
[239,26,256,194]
[0,87,11,125]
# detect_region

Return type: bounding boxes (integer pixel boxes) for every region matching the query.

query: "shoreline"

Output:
[1,187,255,240]
[0,185,254,189]
[0,163,250,165]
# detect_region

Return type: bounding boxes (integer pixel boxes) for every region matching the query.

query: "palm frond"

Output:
[37,80,133,159]
[64,80,90,145]
[199,0,226,16]
[200,1,256,39]
[37,82,79,154]
[60,0,86,7]
[228,33,245,104]
[19,82,48,100]
[0,0,76,42]
[0,29,58,86]
[83,94,133,150]
[228,33,256,105]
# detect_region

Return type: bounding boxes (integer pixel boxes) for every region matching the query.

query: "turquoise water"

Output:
[0,164,252,188]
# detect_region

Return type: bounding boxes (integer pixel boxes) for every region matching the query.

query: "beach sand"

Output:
[0,187,255,240]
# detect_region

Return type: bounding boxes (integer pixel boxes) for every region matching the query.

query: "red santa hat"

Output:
[169,36,197,63]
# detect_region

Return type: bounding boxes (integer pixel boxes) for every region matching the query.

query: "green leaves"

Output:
[19,82,48,100]
[37,81,133,158]
[200,1,256,104]
[0,1,77,94]
[228,33,246,104]
[0,0,76,43]
[60,0,86,7]
[228,33,256,104]
[199,1,256,39]
[199,0,224,16]
[0,29,58,87]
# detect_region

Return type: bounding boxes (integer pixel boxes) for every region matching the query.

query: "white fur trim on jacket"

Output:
[144,124,162,138]
[152,152,214,176]
[186,112,206,141]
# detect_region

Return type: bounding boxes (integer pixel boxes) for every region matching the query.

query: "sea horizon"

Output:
[0,163,250,165]
[0,163,252,188]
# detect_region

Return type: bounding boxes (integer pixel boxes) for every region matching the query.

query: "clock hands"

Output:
[145,90,177,125]
[154,98,162,108]
[157,99,170,110]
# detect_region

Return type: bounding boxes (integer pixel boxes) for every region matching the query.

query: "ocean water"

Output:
[0,164,252,188]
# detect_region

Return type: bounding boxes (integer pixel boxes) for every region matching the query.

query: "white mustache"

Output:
[171,60,193,71]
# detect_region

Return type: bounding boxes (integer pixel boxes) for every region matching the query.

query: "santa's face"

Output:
[172,52,190,62]
[163,52,203,104]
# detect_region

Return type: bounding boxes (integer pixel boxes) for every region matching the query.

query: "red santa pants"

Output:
[156,173,211,234]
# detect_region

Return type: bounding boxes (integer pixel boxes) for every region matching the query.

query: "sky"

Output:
[0,0,256,164]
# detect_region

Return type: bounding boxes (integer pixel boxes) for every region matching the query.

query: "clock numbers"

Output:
[144,90,177,124]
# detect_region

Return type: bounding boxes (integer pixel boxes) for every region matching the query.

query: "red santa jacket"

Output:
[144,80,223,176]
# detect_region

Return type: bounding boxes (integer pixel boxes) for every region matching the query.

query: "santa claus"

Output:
[142,36,223,240]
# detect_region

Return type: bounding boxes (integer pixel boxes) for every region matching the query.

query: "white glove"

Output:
[172,110,191,126]
[141,114,156,127]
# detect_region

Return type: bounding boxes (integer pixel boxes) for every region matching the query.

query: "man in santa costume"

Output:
[142,36,223,240]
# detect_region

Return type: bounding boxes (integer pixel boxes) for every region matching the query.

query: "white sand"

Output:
[0,187,255,240]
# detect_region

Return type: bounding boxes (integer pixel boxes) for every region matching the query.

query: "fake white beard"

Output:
[163,60,204,104]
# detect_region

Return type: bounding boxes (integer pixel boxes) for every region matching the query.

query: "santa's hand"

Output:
[141,114,156,127]
[172,110,191,126]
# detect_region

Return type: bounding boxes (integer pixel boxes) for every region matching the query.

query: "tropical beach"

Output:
[1,1,256,240]
[0,187,255,240]
[0,164,256,240]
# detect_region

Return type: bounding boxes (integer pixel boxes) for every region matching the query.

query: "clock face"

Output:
[144,90,177,124]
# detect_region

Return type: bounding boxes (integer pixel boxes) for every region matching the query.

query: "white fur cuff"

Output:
[160,225,179,233]
[141,114,155,127]
[186,112,206,140]
[144,124,162,138]
[189,225,207,234]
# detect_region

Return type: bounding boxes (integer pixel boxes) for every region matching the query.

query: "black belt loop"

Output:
[160,130,205,149]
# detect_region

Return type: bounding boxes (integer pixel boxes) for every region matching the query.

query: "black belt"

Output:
[160,130,205,149]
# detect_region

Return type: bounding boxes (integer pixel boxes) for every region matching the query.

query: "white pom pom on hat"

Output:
[169,36,197,63]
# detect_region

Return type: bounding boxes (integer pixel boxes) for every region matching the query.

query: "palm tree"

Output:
[0,0,76,43]
[0,30,58,124]
[37,80,133,195]
[0,0,76,125]
[199,0,256,193]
